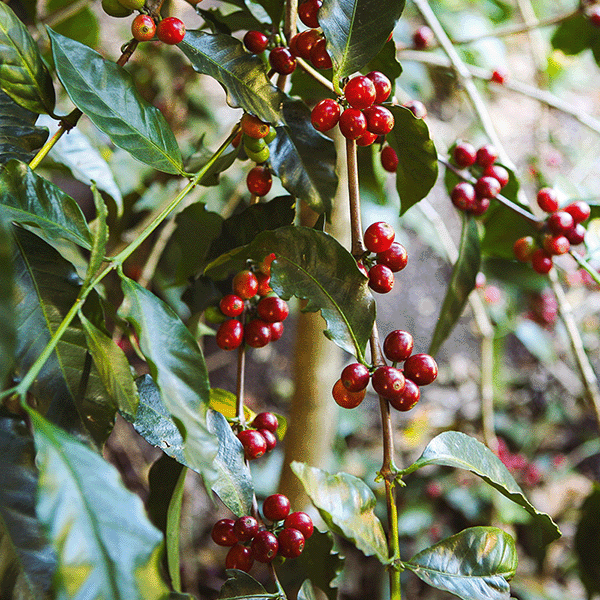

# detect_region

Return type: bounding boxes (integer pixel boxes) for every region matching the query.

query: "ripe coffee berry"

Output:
[310,38,332,69]
[565,223,586,245]
[257,296,289,322]
[547,211,574,235]
[372,366,406,400]
[332,378,366,409]
[403,353,438,385]
[131,14,156,42]
[156,17,186,45]
[356,131,378,146]
[564,201,591,224]
[212,519,238,546]
[543,234,570,256]
[284,512,314,538]
[278,528,305,558]
[269,47,296,74]
[490,68,508,84]
[368,264,394,294]
[341,363,370,392]
[413,25,434,49]
[234,515,259,541]
[311,98,341,132]
[244,30,269,54]
[380,145,399,172]
[241,113,270,139]
[388,378,420,412]
[344,76,377,110]
[247,166,272,196]
[220,294,244,317]
[263,493,291,521]
[366,71,392,104]
[364,221,395,253]
[269,321,284,341]
[252,411,278,433]
[338,108,367,139]
[536,187,559,213]
[260,429,277,451]
[233,270,259,299]
[237,429,268,460]
[531,248,553,274]
[364,105,394,135]
[290,29,320,60]
[513,236,536,262]
[298,0,321,28]
[475,144,498,168]
[451,182,476,211]
[256,273,272,296]
[383,329,414,362]
[377,242,408,272]
[244,319,272,348]
[587,6,600,26]
[226,544,254,572]
[403,100,427,119]
[483,164,509,188]
[471,197,490,216]
[452,141,477,168]
[216,319,244,351]
[251,530,279,563]
[474,175,501,199]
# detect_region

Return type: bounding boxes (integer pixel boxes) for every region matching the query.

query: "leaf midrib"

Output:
[406,562,514,580]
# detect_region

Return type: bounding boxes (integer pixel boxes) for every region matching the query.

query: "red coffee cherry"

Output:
[344,76,377,110]
[547,211,574,235]
[259,429,277,451]
[483,164,509,188]
[252,411,279,433]
[451,182,476,211]
[377,242,408,272]
[212,518,238,546]
[226,544,254,572]
[403,353,438,385]
[364,221,395,253]
[356,131,378,146]
[565,223,586,245]
[156,17,186,44]
[513,236,536,262]
[247,165,272,196]
[452,141,477,168]
[341,363,370,392]
[269,47,297,74]
[278,528,305,558]
[564,201,591,224]
[241,113,270,139]
[311,98,341,132]
[474,176,501,199]
[363,105,394,135]
[233,270,259,299]
[475,144,498,168]
[587,6,600,26]
[220,294,244,317]
[531,248,553,274]
[338,107,367,139]
[256,273,272,296]
[237,429,268,460]
[257,296,289,322]
[290,29,321,60]
[309,38,332,69]
[263,493,291,521]
[284,512,314,539]
[490,68,508,84]
[388,378,420,412]
[234,515,259,541]
[471,197,490,217]
[412,25,434,49]
[259,253,276,275]
[372,366,406,400]
[251,530,279,563]
[383,329,414,362]
[244,319,272,348]
[131,14,156,41]
[380,145,399,172]
[403,100,427,119]
[298,0,321,28]
[536,187,559,213]
[366,71,392,104]
[244,30,269,53]
[368,264,394,294]
[543,234,570,256]
[216,319,244,351]
[269,321,284,341]
[332,378,366,409]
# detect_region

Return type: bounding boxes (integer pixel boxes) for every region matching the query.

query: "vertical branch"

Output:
[235,340,247,424]
[346,138,366,257]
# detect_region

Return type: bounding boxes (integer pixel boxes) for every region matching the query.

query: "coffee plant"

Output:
[1,0,600,598]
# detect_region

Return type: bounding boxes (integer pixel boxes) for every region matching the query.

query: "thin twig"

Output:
[346,138,366,257]
[297,57,336,92]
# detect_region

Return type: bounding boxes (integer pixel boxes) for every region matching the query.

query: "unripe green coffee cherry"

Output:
[102,0,133,17]
[263,127,277,144]
[117,0,145,11]
[245,145,270,163]
[243,135,267,153]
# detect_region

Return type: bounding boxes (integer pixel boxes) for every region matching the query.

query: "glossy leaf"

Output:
[0,218,15,385]
[480,203,538,259]
[119,278,219,489]
[298,580,318,600]
[386,105,438,215]
[0,160,92,249]
[364,39,402,84]
[48,29,184,175]
[0,2,55,114]
[218,570,270,599]
[400,431,561,545]
[319,0,405,82]
[85,184,109,285]
[269,99,337,214]
[291,461,389,563]
[13,227,116,445]
[429,215,480,357]
[179,31,285,125]
[30,409,169,600]
[404,526,517,600]
[206,226,375,360]
[0,412,55,600]
[0,90,48,164]
[574,484,600,598]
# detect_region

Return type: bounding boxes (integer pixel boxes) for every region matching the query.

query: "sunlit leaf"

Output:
[209,387,254,422]
[574,484,600,598]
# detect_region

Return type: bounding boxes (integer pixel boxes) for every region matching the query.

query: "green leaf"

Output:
[185,143,240,185]
[119,278,219,489]
[0,412,55,600]
[165,465,186,592]
[0,159,92,249]
[319,0,405,82]
[218,570,270,599]
[48,29,184,175]
[297,580,318,600]
[386,105,438,215]
[551,13,595,57]
[0,2,55,114]
[404,526,517,600]
[196,7,264,35]
[574,484,600,598]
[400,431,561,545]
[30,408,169,600]
[252,0,283,26]
[0,89,48,164]
[480,203,537,260]
[0,217,15,385]
[13,227,116,445]
[179,31,285,125]
[269,99,337,214]
[291,461,389,563]
[49,3,99,51]
[86,184,109,285]
[364,39,402,83]
[206,226,375,360]
[429,215,480,357]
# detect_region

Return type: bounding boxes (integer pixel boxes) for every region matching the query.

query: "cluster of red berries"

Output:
[211,493,314,571]
[236,411,280,460]
[449,141,509,217]
[333,329,437,412]
[130,15,185,44]
[513,188,590,274]
[216,256,289,352]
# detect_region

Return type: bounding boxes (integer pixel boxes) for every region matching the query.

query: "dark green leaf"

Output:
[252,0,283,26]
[0,217,15,385]
[364,39,402,84]
[0,2,55,114]
[269,99,338,214]
[48,29,184,175]
[166,464,186,592]
[49,4,99,50]
[119,278,220,489]
[86,184,109,285]
[429,215,480,357]
[574,483,600,598]
[185,144,239,185]
[0,412,55,600]
[219,570,270,599]
[13,227,116,445]
[551,13,595,57]
[0,159,92,249]
[291,461,389,563]
[319,0,405,82]
[147,454,185,535]
[400,431,561,545]
[387,105,438,215]
[404,526,517,600]
[206,226,375,360]
[480,203,538,260]
[30,408,170,600]
[179,31,285,125]
[0,89,48,164]
[196,7,263,35]
[163,593,197,599]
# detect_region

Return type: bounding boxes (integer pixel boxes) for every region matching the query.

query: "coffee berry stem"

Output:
[235,324,247,424]
[346,138,367,257]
